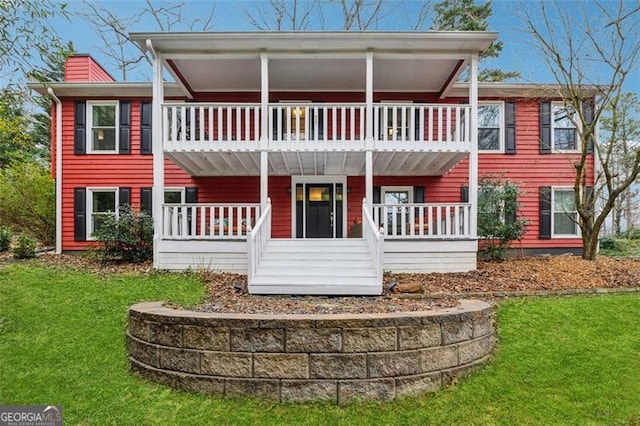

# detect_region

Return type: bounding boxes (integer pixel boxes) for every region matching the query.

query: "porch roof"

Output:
[130,31,497,96]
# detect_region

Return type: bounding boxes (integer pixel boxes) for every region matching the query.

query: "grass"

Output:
[1,263,640,425]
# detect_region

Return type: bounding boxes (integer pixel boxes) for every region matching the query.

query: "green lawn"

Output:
[1,263,639,425]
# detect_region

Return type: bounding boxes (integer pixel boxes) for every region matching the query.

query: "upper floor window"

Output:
[478,103,504,152]
[87,101,118,153]
[552,103,578,151]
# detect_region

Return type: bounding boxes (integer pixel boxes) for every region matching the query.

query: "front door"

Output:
[305,184,333,238]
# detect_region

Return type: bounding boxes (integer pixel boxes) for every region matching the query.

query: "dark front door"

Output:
[306,184,333,238]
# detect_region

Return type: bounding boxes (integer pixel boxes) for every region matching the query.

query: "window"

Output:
[552,103,577,151]
[381,186,413,235]
[88,188,118,237]
[552,188,579,237]
[87,101,118,152]
[164,188,185,204]
[478,103,503,152]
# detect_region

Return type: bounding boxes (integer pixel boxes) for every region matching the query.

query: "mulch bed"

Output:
[5,252,640,315]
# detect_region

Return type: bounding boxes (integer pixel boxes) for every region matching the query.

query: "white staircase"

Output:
[248,239,382,295]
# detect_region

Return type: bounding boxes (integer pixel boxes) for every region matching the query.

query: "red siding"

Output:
[58,88,594,252]
[64,56,114,82]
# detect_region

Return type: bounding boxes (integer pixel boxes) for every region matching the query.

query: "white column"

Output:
[469,54,479,241]
[152,50,165,268]
[365,51,374,206]
[260,53,269,208]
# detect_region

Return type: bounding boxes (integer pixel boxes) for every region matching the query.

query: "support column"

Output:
[365,51,374,206]
[151,47,165,268]
[469,54,479,241]
[260,53,269,208]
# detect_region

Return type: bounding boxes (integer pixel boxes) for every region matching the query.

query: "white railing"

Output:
[247,198,272,284]
[163,103,261,147]
[372,203,471,239]
[373,104,471,145]
[162,203,261,239]
[269,103,367,148]
[362,198,384,289]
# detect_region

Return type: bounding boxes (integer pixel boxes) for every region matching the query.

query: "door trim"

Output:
[291,175,347,239]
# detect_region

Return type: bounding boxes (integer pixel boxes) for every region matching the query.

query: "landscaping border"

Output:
[127,300,494,403]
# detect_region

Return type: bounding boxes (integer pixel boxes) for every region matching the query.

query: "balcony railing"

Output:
[162,203,262,239]
[372,203,471,239]
[162,102,471,151]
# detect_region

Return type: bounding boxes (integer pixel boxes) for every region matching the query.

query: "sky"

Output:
[49,0,639,95]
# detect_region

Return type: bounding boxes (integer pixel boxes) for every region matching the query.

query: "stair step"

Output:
[258,259,374,268]
[251,275,379,286]
[249,283,382,296]
[256,266,376,277]
[261,252,373,261]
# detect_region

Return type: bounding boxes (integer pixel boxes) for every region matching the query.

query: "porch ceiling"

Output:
[165,151,467,177]
[132,31,497,95]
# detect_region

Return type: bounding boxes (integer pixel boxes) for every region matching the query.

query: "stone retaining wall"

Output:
[127,300,495,403]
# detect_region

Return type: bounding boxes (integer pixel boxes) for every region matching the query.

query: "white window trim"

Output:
[164,187,186,204]
[87,100,119,154]
[381,186,414,204]
[86,187,119,240]
[478,101,505,153]
[551,102,580,154]
[551,186,581,238]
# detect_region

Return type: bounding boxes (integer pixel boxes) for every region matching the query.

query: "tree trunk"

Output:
[583,233,598,260]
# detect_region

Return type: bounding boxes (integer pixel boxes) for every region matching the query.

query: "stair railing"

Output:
[362,198,384,293]
[247,198,272,286]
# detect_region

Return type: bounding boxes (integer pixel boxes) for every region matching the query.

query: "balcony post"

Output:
[149,42,165,268]
[469,53,479,241]
[365,51,374,207]
[260,53,269,208]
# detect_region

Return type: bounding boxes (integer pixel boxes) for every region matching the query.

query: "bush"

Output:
[625,228,640,240]
[13,234,36,259]
[599,237,627,252]
[92,204,153,263]
[0,226,11,252]
[478,175,528,261]
[0,162,54,246]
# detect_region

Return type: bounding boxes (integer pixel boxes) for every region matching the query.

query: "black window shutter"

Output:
[461,186,469,203]
[74,187,86,241]
[505,194,517,224]
[140,101,152,155]
[505,101,517,154]
[373,186,381,204]
[582,100,595,154]
[540,101,552,154]
[119,187,131,207]
[140,187,153,216]
[74,101,86,155]
[119,101,131,154]
[413,186,425,203]
[186,187,198,203]
[539,186,552,239]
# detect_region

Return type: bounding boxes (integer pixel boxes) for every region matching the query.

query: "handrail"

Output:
[372,202,471,239]
[162,203,261,239]
[362,197,384,294]
[247,198,272,287]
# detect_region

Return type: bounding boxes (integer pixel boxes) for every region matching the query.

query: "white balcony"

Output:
[372,203,472,239]
[162,102,472,177]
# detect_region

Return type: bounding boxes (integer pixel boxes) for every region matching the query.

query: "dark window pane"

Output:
[478,128,499,150]
[554,129,576,150]
[164,191,182,204]
[92,128,116,151]
[93,105,116,126]
[93,191,116,213]
[554,213,577,235]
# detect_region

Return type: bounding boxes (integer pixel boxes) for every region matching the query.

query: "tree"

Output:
[600,93,640,235]
[0,0,69,86]
[431,0,519,81]
[0,91,36,167]
[28,41,75,163]
[79,0,215,80]
[521,0,640,260]
[246,0,318,30]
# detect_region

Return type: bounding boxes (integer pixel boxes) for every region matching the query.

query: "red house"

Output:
[32,32,595,295]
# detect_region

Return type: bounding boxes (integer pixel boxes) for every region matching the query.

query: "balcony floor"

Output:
[166,150,468,176]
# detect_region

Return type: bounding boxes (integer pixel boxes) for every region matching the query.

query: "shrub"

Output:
[13,234,36,259]
[92,204,153,263]
[477,175,528,261]
[0,226,11,252]
[625,228,640,240]
[0,162,55,246]
[599,237,627,252]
